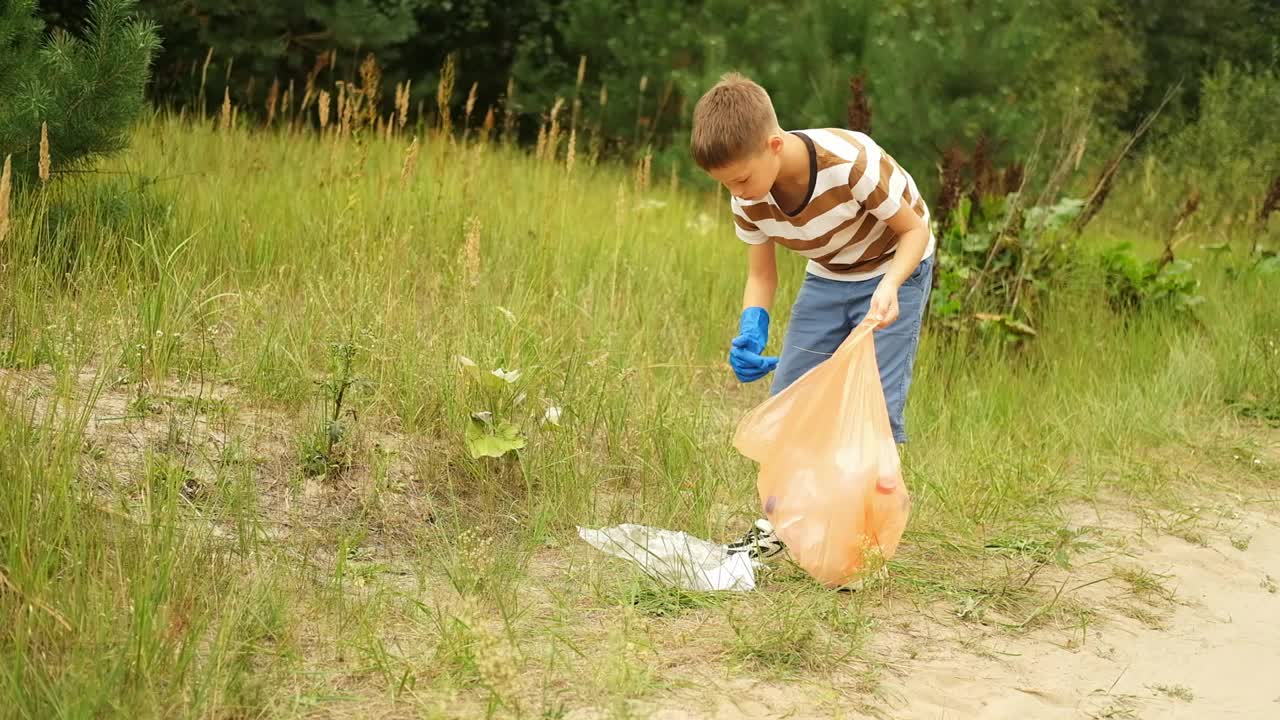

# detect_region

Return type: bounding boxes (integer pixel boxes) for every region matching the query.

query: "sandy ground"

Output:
[872,506,1280,720]
[616,502,1280,720]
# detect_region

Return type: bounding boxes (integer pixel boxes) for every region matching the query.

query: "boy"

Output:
[690,73,935,560]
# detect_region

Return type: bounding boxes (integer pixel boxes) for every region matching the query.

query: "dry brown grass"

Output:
[38,122,50,183]
[262,78,277,123]
[462,215,481,290]
[219,89,232,132]
[401,136,420,187]
[545,97,566,163]
[395,80,411,132]
[318,90,331,131]
[436,53,456,137]
[0,153,11,244]
[566,129,577,173]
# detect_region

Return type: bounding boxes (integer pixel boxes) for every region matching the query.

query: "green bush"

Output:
[929,193,1083,338]
[1097,244,1204,314]
[1158,65,1280,224]
[0,0,159,181]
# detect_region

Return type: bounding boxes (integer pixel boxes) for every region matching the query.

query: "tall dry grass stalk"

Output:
[220,89,232,132]
[669,164,678,193]
[301,52,329,117]
[480,106,496,144]
[634,148,651,193]
[546,97,565,162]
[318,90,331,131]
[462,215,481,290]
[299,87,314,121]
[341,84,356,137]
[283,80,294,129]
[38,123,50,183]
[0,154,11,244]
[359,54,382,126]
[502,77,516,141]
[575,55,587,93]
[464,82,478,133]
[565,129,577,174]
[198,47,214,116]
[571,55,587,132]
[266,78,280,126]
[396,80,412,132]
[535,123,548,163]
[335,83,347,133]
[437,54,457,138]
[399,134,419,184]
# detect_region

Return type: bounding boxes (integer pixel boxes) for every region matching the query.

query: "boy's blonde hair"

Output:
[690,73,779,170]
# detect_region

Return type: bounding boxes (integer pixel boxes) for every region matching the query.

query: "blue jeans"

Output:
[770,255,933,443]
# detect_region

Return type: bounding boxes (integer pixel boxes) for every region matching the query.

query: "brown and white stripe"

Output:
[731,128,935,282]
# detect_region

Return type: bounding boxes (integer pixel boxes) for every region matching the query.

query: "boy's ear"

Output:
[767,133,785,154]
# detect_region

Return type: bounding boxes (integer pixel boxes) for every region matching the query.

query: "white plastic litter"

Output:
[576,523,756,592]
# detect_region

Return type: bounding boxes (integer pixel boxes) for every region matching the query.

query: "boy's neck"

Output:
[772,132,812,197]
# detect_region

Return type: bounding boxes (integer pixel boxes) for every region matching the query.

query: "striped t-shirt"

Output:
[731,128,936,282]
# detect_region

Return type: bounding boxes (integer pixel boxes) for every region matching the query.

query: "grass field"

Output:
[1,114,1277,718]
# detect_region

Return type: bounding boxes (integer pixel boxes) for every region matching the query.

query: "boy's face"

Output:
[706,134,784,202]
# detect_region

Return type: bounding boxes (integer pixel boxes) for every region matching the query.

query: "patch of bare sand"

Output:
[0,365,435,547]
[868,505,1280,720]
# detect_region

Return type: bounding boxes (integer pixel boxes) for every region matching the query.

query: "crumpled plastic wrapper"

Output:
[577,523,756,592]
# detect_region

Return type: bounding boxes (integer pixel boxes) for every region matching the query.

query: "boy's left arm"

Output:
[867,205,930,328]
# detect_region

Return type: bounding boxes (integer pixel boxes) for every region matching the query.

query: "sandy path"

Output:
[872,506,1280,719]
[619,503,1280,720]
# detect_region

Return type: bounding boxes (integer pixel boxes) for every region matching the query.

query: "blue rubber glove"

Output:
[729,307,779,383]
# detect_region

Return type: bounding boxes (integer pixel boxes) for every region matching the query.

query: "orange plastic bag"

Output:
[733,317,911,588]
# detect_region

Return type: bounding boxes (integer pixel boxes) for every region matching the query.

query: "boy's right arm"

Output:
[742,241,778,311]
[730,242,780,383]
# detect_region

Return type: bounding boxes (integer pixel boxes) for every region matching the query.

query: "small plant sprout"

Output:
[457,359,533,459]
[466,412,525,459]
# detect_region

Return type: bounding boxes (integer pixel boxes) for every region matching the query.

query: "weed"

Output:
[1118,604,1166,630]
[1151,683,1195,702]
[1089,695,1140,719]
[423,602,521,713]
[298,339,369,478]
[596,623,656,705]
[726,594,849,674]
[615,576,723,618]
[1112,565,1175,603]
